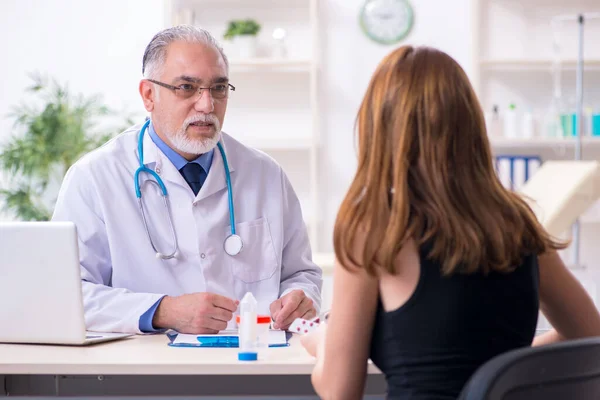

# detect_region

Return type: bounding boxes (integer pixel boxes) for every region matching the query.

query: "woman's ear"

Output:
[139,80,155,112]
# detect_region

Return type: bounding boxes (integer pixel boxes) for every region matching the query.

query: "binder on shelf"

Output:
[495,155,542,191]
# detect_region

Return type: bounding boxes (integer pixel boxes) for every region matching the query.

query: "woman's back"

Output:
[370,241,539,399]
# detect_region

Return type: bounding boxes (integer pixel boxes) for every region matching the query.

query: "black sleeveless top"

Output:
[369,244,539,399]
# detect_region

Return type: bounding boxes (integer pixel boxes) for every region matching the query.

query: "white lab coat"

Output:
[52,123,322,333]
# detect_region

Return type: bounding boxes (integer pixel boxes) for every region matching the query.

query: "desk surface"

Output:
[0,333,381,376]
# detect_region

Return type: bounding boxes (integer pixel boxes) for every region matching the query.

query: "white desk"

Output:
[0,333,385,397]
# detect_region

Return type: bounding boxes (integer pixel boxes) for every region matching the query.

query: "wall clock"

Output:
[359,0,414,45]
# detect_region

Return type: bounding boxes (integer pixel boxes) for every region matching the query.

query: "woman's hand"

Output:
[300,323,327,357]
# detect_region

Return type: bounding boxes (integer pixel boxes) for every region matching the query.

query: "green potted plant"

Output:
[0,74,133,221]
[223,19,261,59]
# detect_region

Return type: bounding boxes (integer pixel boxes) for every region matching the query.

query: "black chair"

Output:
[458,337,600,400]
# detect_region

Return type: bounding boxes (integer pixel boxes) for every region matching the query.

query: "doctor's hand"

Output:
[270,290,316,330]
[153,293,239,334]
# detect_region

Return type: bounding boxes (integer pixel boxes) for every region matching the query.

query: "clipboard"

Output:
[166,331,291,348]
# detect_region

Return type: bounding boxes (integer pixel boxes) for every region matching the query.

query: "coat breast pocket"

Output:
[226,217,278,283]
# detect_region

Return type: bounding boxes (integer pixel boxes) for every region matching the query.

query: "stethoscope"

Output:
[134,119,243,259]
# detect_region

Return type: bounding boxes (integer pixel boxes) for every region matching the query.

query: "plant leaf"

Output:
[0,74,131,221]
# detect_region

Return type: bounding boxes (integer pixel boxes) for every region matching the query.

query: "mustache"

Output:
[184,114,219,127]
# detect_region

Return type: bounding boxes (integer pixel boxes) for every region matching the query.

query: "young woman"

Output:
[301,45,600,400]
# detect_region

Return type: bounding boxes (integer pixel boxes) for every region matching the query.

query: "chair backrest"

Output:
[458,337,600,400]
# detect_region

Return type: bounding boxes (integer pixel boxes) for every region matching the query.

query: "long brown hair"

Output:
[334,46,566,276]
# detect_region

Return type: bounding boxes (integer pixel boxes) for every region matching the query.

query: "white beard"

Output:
[167,114,222,155]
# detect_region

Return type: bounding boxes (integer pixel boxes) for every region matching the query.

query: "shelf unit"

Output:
[480,58,600,72]
[490,136,600,150]
[228,58,312,72]
[240,137,313,151]
[473,0,600,120]
[164,0,322,250]
[473,0,600,159]
[473,2,600,323]
[473,0,600,293]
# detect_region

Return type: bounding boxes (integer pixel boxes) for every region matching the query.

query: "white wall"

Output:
[0,0,475,238]
[0,0,165,145]
[317,0,475,252]
[314,0,477,310]
[0,0,165,220]
[2,0,598,298]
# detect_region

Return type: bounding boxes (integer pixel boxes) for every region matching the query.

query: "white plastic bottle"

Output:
[238,292,258,361]
[485,105,502,137]
[522,109,535,138]
[503,103,518,139]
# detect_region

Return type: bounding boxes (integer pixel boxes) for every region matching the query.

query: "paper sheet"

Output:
[172,329,287,347]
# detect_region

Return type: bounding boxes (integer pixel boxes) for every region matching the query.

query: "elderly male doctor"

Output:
[52,25,322,334]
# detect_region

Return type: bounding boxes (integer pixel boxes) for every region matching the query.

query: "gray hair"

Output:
[142,25,229,79]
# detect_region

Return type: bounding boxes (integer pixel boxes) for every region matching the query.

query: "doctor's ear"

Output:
[139,80,155,112]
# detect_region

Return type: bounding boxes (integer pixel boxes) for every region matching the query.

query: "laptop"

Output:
[0,221,131,345]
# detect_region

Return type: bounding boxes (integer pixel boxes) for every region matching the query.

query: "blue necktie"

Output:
[180,163,207,195]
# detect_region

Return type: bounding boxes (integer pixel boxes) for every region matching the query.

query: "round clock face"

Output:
[360,0,414,45]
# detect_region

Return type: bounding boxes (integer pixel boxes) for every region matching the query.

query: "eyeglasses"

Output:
[147,79,235,100]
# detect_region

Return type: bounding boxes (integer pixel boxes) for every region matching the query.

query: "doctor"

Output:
[52,25,322,334]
